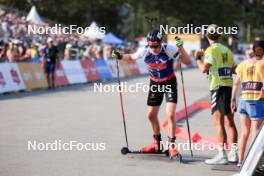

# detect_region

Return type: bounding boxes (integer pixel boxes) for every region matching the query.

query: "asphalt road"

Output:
[0,68,240,176]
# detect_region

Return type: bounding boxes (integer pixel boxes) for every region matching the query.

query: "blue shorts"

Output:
[238,98,264,119]
[45,62,55,74]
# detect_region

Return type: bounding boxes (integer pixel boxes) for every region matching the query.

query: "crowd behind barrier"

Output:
[0,53,246,95]
[0,8,249,94]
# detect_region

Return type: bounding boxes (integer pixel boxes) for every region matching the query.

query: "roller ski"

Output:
[121,135,182,163]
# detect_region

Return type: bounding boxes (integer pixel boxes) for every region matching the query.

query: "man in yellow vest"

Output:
[231,40,264,167]
[196,24,238,165]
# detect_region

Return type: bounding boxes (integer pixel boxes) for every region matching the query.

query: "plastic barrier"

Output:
[93,59,113,80]
[80,60,101,81]
[17,63,48,91]
[55,62,69,86]
[0,63,25,93]
[30,63,48,89]
[61,60,87,84]
[0,58,148,94]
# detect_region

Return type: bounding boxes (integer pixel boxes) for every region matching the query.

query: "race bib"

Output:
[242,81,263,92]
[218,67,232,79]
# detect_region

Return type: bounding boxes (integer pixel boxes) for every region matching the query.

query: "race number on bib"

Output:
[218,67,232,79]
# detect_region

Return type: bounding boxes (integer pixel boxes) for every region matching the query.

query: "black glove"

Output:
[112,50,122,60]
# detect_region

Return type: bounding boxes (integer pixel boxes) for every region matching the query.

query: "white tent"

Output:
[26,6,44,25]
[82,21,105,40]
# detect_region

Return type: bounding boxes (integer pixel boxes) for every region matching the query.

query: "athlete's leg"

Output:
[165,102,180,157]
[147,105,160,135]
[213,110,227,145]
[224,113,238,144]
[251,119,263,140]
[238,115,251,163]
[205,110,228,164]
[166,102,176,138]
[46,73,51,88]
[140,105,162,153]
[225,113,238,162]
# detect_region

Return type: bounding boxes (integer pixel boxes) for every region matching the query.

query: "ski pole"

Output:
[115,58,129,149]
[179,60,194,159]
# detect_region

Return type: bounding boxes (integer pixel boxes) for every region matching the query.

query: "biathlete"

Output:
[112,29,191,158]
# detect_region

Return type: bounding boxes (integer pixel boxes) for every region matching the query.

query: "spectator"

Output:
[6,41,19,62]
[103,45,112,60]
[0,45,6,62]
[31,44,40,62]
[64,43,72,60]
[44,38,58,89]
[83,46,91,60]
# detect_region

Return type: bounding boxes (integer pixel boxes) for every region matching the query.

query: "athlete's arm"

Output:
[112,47,146,60]
[196,60,211,73]
[231,65,237,74]
[121,54,133,60]
[175,37,190,65]
[230,75,240,113]
[195,49,211,73]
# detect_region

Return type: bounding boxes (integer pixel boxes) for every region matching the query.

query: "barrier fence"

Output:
[0,59,148,94]
[0,54,246,94]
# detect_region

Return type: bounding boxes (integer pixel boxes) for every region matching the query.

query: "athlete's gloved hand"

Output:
[195,49,204,61]
[112,50,122,60]
[175,36,183,47]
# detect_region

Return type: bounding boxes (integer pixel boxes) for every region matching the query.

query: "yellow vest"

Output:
[236,59,264,100]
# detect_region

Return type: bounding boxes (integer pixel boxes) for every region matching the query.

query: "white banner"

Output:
[61,60,87,84]
[0,63,25,93]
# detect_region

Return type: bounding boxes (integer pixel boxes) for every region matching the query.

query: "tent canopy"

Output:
[102,32,125,46]
[26,6,44,25]
[82,21,105,40]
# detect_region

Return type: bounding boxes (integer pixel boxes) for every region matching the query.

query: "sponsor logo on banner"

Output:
[10,69,20,84]
[0,72,6,86]
[0,63,25,93]
[22,71,33,81]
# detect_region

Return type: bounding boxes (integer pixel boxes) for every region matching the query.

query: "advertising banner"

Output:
[93,59,113,80]
[80,60,101,81]
[61,60,87,84]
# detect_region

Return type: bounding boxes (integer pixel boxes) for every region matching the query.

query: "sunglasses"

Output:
[149,44,160,49]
